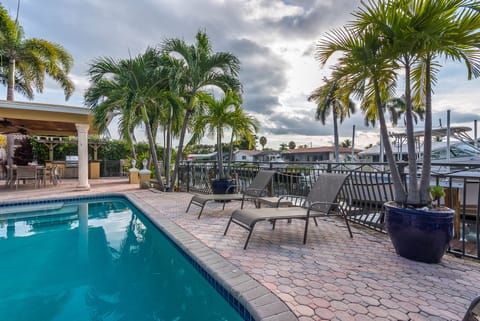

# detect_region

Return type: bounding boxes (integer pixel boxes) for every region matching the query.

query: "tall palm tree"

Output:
[158,91,184,189]
[189,90,241,179]
[385,95,424,127]
[316,25,403,200]
[351,0,480,205]
[259,136,267,150]
[308,76,356,162]
[161,30,241,186]
[0,4,74,101]
[156,53,186,189]
[412,0,480,204]
[85,48,167,190]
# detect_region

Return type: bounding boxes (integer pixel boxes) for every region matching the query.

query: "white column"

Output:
[7,134,14,166]
[76,123,90,189]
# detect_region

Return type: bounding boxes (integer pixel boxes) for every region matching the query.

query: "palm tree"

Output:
[226,103,258,175]
[189,90,241,179]
[413,0,480,204]
[0,4,74,101]
[259,136,267,150]
[288,141,296,149]
[316,24,402,199]
[159,92,184,189]
[341,139,352,148]
[85,48,167,190]
[161,30,241,186]
[351,0,480,205]
[308,76,356,162]
[385,96,424,127]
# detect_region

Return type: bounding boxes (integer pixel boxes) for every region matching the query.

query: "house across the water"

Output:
[283,147,362,162]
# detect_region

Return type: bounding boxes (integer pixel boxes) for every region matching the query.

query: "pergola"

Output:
[0,100,99,189]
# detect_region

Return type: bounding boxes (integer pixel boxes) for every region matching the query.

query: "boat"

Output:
[359,126,480,165]
[259,153,287,169]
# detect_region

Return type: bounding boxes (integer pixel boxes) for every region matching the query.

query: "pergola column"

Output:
[7,134,14,166]
[76,123,90,189]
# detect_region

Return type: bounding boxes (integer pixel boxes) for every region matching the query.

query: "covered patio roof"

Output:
[0,100,97,136]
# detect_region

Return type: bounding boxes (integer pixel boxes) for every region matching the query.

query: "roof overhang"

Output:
[0,100,97,136]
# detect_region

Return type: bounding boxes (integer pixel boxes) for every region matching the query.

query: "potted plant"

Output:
[317,0,480,262]
[189,90,243,194]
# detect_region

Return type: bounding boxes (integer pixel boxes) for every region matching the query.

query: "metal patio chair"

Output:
[224,172,352,249]
[186,170,276,219]
[14,166,39,189]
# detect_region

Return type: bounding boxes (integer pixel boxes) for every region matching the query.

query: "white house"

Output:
[283,146,362,162]
[233,150,261,162]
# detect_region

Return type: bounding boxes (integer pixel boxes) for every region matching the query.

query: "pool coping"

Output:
[0,192,298,321]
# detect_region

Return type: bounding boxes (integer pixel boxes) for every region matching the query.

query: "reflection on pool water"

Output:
[0,198,245,321]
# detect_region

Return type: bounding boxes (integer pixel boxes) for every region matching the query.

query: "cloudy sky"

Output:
[2,0,480,150]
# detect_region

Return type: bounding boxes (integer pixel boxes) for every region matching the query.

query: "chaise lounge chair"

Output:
[224,172,352,249]
[186,170,276,219]
[463,295,480,321]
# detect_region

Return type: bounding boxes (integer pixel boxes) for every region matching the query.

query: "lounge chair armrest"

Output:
[244,188,268,197]
[308,201,343,214]
[278,195,307,207]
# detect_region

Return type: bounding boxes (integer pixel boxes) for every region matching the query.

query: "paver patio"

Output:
[1,178,479,321]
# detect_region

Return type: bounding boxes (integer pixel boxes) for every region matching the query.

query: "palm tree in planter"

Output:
[318,0,480,263]
[226,104,258,177]
[189,90,242,193]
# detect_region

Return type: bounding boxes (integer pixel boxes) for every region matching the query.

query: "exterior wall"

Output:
[284,152,331,162]
[284,151,358,162]
[233,152,255,162]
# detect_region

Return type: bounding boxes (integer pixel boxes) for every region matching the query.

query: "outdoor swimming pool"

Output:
[0,197,246,321]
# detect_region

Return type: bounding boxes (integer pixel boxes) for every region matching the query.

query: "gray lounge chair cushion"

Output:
[191,193,245,203]
[231,207,313,228]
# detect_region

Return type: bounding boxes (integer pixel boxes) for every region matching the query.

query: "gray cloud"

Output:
[4,0,479,150]
[262,0,361,39]
[226,38,288,114]
[261,107,367,137]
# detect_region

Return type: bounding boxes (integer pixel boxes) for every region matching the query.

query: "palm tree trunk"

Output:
[129,130,137,160]
[419,56,433,205]
[171,108,192,189]
[163,126,167,185]
[165,116,172,189]
[404,59,420,205]
[217,129,224,178]
[333,109,339,162]
[228,129,235,176]
[374,80,406,203]
[6,58,15,170]
[141,106,165,191]
[7,58,15,101]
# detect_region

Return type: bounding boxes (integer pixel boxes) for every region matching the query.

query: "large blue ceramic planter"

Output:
[384,201,454,263]
[211,178,235,194]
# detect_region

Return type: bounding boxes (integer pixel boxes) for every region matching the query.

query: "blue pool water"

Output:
[0,197,246,321]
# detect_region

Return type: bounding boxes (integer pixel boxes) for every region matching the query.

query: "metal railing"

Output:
[178,160,480,260]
